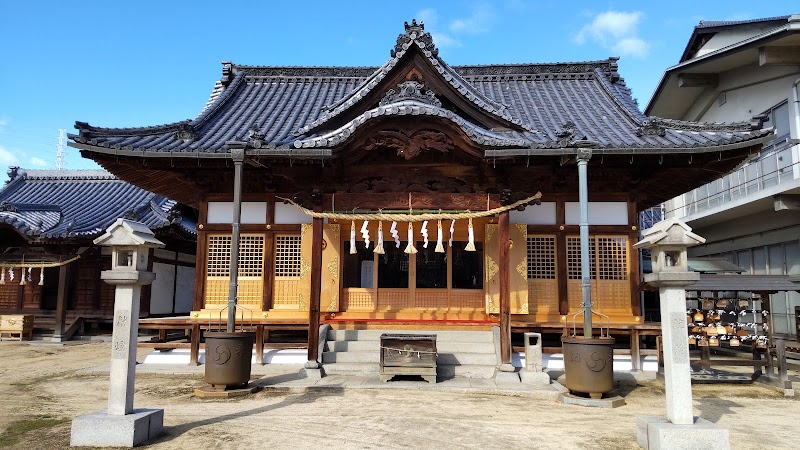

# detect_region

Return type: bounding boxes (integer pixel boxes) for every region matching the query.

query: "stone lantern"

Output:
[634,218,729,450]
[71,219,165,447]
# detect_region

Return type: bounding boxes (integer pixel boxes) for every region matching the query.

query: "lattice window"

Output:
[527,236,556,279]
[207,235,232,277]
[275,235,302,277]
[566,236,628,280]
[597,237,627,280]
[239,235,265,277]
[206,234,264,277]
[567,236,596,280]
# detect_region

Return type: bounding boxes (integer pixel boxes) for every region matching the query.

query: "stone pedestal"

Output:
[637,416,729,450]
[71,409,164,448]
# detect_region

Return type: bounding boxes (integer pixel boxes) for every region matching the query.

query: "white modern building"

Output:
[647,15,800,338]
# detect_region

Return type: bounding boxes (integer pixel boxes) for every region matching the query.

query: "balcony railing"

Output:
[665,139,798,219]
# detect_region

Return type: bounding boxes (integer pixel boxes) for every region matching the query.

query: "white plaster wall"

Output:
[564,202,628,225]
[174,266,195,313]
[509,202,556,225]
[207,201,267,224]
[274,203,312,224]
[150,262,175,315]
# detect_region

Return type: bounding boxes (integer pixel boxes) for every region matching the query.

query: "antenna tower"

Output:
[56,129,66,170]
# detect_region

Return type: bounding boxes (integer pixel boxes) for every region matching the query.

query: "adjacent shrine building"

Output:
[69,21,771,365]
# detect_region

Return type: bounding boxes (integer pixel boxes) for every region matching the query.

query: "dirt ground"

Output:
[0,341,798,450]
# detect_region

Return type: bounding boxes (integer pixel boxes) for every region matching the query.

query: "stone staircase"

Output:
[322,328,499,379]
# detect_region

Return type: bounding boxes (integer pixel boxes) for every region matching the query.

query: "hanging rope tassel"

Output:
[20,267,27,285]
[349,221,357,254]
[435,220,444,253]
[421,220,429,248]
[465,218,476,251]
[361,220,370,248]
[449,219,455,247]
[404,222,418,254]
[38,269,44,286]
[374,221,385,254]
[390,221,400,248]
[0,267,5,285]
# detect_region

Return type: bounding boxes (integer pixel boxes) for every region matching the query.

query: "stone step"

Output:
[327,329,494,343]
[322,351,497,365]
[322,362,496,379]
[326,339,495,354]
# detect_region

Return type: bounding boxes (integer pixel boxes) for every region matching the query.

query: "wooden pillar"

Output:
[262,232,274,312]
[498,210,512,366]
[193,201,208,312]
[53,264,71,338]
[556,197,568,316]
[306,215,324,366]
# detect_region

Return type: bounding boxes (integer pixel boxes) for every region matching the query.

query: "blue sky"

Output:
[0,1,797,171]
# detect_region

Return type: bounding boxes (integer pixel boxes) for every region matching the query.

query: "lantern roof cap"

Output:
[634,218,705,249]
[93,218,165,248]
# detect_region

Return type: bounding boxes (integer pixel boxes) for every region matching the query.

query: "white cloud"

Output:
[449,4,497,35]
[29,156,48,167]
[574,11,650,58]
[0,145,19,166]
[415,8,461,49]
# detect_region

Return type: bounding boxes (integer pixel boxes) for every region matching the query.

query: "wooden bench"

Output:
[0,314,34,341]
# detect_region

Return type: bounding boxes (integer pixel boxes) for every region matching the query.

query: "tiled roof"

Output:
[0,168,195,240]
[70,21,772,157]
[695,15,791,29]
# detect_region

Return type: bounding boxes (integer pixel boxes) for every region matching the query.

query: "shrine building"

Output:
[69,21,772,369]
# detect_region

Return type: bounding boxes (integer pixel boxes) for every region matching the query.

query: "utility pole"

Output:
[56,129,66,170]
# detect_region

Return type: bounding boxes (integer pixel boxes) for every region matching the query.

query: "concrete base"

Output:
[300,367,324,380]
[71,408,163,448]
[520,369,551,385]
[558,392,625,408]
[194,385,259,398]
[636,416,729,450]
[494,370,521,384]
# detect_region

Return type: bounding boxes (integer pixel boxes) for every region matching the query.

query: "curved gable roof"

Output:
[70,21,771,159]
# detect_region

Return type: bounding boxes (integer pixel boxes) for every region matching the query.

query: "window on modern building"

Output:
[452,242,483,289]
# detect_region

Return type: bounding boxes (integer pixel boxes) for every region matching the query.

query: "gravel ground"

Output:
[0,341,798,450]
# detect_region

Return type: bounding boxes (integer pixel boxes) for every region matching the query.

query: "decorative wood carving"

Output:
[363,129,453,160]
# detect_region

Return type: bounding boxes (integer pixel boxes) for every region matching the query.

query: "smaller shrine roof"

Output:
[0,167,195,240]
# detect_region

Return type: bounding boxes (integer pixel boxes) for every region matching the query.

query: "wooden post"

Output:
[630,329,641,371]
[498,210,511,366]
[53,264,70,339]
[306,215,324,367]
[255,325,265,365]
[190,323,200,366]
